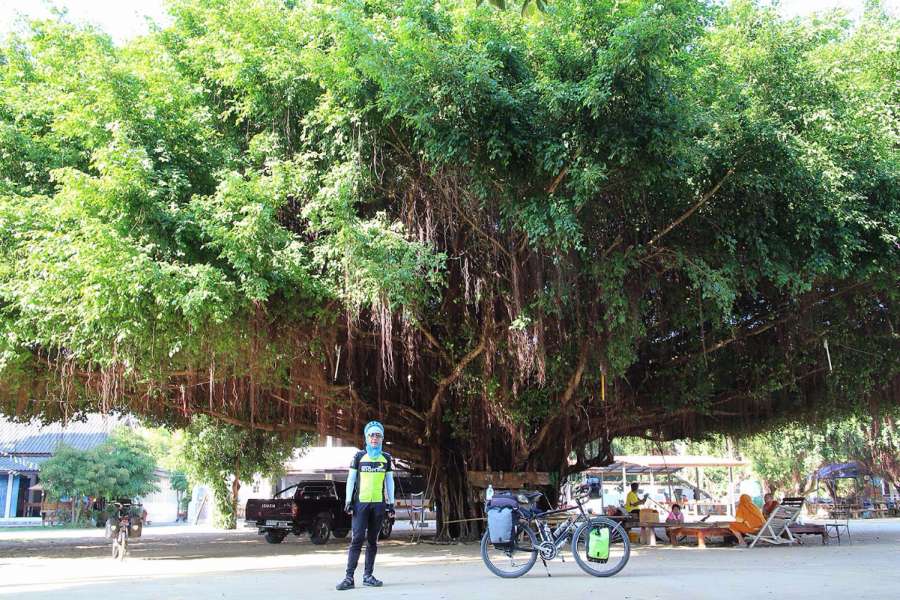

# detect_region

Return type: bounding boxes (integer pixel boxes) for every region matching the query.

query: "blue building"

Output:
[0,415,117,520]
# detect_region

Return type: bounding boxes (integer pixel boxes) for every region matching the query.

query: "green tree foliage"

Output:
[169,471,191,511]
[477,0,549,15]
[741,425,823,494]
[0,1,896,532]
[739,404,900,497]
[180,415,310,529]
[40,427,158,522]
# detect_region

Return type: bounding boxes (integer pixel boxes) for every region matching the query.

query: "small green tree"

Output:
[181,415,310,529]
[95,428,159,500]
[40,428,158,523]
[170,471,191,512]
[40,444,97,523]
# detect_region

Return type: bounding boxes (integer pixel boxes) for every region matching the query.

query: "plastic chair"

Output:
[824,508,851,545]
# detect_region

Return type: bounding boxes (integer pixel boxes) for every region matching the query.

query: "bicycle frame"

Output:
[527,491,593,550]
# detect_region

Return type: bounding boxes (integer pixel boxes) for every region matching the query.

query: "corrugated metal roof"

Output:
[0,455,41,472]
[0,414,121,456]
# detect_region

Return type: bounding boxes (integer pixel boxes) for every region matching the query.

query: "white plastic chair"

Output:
[746,497,804,548]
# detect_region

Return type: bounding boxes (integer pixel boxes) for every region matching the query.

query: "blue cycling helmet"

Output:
[364,421,385,437]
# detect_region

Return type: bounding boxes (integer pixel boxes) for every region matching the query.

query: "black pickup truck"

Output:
[245,480,394,544]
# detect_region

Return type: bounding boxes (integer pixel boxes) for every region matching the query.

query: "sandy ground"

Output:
[1,519,899,600]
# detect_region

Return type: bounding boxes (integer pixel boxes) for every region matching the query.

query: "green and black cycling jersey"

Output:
[348,450,394,503]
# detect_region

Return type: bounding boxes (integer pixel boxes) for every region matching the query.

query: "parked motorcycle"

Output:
[105,500,143,560]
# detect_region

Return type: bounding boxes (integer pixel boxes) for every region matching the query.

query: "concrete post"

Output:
[599,472,605,512]
[4,474,14,518]
[728,467,735,517]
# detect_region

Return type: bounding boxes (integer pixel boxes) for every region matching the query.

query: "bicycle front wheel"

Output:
[571,517,630,577]
[480,523,538,578]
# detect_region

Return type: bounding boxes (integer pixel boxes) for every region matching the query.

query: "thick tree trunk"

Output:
[231,476,241,522]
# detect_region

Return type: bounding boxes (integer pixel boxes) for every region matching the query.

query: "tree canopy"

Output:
[1,0,897,532]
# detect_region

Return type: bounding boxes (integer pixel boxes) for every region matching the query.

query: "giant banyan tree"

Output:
[1,0,898,535]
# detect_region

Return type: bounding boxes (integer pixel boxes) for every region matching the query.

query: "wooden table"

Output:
[667,524,737,549]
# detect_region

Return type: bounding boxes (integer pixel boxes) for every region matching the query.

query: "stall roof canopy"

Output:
[584,455,748,476]
[815,461,868,479]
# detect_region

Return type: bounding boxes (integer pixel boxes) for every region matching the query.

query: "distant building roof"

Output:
[585,455,748,475]
[0,414,123,457]
[0,455,42,473]
[284,446,362,474]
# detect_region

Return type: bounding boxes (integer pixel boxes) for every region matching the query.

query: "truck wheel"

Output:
[378,518,393,540]
[310,516,332,545]
[265,530,287,544]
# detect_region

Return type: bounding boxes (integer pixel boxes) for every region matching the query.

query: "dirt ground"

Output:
[1,519,899,600]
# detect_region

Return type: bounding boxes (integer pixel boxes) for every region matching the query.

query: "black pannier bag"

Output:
[128,517,143,538]
[491,490,542,518]
[105,515,143,539]
[488,497,519,509]
[105,517,120,539]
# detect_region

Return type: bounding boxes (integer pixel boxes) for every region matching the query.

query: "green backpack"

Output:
[587,527,610,563]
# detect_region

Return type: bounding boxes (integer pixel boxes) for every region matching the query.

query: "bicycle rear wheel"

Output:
[114,530,128,561]
[571,517,630,577]
[480,524,538,578]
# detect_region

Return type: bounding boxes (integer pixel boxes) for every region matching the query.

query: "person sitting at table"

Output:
[666,503,685,523]
[605,505,625,517]
[625,482,649,517]
[763,493,779,518]
[665,503,685,543]
[728,494,765,546]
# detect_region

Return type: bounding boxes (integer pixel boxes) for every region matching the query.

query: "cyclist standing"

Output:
[336,420,395,591]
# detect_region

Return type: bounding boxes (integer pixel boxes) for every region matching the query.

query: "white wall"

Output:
[187,474,275,525]
[140,471,180,523]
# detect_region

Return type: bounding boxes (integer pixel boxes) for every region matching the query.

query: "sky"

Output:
[0,0,898,44]
[0,1,172,43]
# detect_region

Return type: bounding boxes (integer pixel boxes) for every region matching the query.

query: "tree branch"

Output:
[426,335,489,432]
[529,341,590,456]
[648,168,734,247]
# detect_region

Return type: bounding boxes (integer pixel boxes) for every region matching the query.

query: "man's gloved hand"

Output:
[345,504,353,515]
[386,504,395,517]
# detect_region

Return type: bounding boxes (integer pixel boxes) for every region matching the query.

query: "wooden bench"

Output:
[787,524,827,545]
[668,525,737,549]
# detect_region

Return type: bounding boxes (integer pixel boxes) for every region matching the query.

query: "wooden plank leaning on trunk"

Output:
[468,471,551,488]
